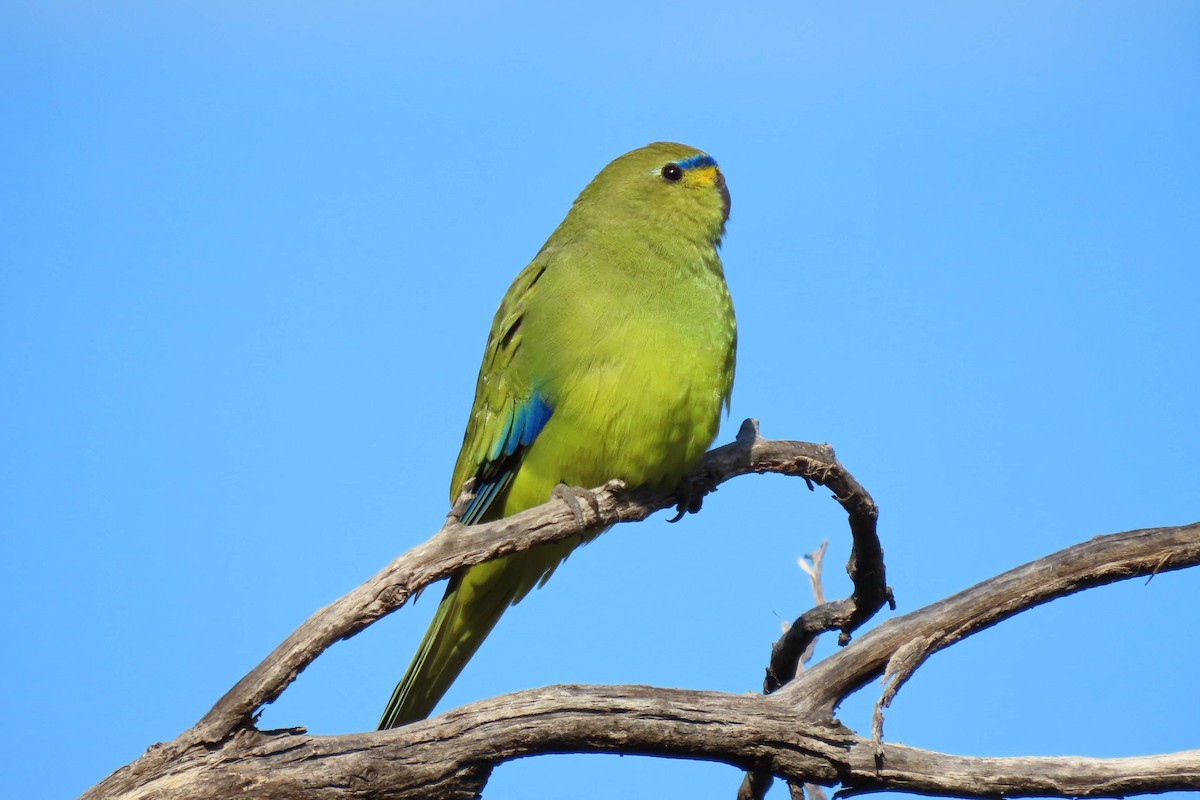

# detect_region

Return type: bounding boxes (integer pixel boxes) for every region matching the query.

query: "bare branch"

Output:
[784,522,1200,716]
[744,540,833,800]
[191,422,868,744]
[78,414,1200,800]
[845,741,1200,798]
[797,540,830,667]
[84,684,1200,800]
[80,423,875,800]
[762,452,889,697]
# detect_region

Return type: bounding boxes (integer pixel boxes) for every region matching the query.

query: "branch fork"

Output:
[79,422,1200,800]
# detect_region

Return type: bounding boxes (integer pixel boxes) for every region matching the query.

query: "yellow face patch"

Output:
[683,164,721,189]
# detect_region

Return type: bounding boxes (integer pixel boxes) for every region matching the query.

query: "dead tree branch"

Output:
[78,422,1200,800]
[740,541,832,800]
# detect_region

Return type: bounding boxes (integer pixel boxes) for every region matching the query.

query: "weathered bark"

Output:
[79,422,1200,800]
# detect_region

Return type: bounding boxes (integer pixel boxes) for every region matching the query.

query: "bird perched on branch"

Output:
[379,142,737,728]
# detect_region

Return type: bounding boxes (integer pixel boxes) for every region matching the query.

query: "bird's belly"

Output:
[500,356,724,516]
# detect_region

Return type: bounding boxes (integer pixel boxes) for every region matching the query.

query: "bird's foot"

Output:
[667,476,712,523]
[667,419,760,523]
[552,482,609,527]
[447,478,477,525]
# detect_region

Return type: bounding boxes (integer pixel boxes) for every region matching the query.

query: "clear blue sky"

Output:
[3,3,1198,799]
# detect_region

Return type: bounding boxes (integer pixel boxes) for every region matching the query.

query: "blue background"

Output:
[3,3,1197,798]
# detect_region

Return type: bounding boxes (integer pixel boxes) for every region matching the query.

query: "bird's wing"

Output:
[377,261,563,729]
[451,261,552,525]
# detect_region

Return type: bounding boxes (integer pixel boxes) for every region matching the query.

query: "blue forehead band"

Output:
[678,153,718,171]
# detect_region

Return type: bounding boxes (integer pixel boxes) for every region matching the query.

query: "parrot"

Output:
[378,141,737,729]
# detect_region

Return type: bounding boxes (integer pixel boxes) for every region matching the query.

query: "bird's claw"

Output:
[447,478,477,524]
[553,482,603,527]
[668,473,712,523]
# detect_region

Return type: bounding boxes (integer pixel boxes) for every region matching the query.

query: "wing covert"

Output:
[450,260,552,524]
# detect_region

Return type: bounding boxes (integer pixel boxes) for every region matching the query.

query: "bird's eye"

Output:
[660,163,684,183]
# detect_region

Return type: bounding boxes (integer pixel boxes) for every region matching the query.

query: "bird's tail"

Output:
[378,539,583,729]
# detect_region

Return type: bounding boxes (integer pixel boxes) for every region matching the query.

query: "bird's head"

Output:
[573,142,730,245]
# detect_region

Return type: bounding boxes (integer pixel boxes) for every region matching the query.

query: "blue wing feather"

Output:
[460,392,553,525]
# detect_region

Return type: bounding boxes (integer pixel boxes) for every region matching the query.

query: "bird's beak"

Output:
[685,165,730,221]
[710,167,729,220]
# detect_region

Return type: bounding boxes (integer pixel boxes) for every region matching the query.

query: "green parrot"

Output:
[378,142,736,729]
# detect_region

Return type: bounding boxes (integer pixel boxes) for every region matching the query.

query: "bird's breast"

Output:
[521,311,732,495]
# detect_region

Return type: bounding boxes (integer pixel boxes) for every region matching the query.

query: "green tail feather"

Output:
[378,570,509,728]
[378,534,594,728]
